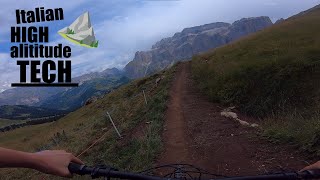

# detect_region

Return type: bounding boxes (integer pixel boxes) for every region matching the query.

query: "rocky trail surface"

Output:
[157,62,314,177]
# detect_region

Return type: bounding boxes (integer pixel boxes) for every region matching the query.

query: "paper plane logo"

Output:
[58,12,99,48]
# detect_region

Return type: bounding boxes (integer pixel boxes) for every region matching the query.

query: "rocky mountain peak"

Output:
[124,16,273,79]
[275,18,285,24]
[233,16,271,25]
[179,22,231,36]
[231,16,272,33]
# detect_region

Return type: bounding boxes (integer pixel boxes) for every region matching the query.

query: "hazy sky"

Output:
[0,0,320,91]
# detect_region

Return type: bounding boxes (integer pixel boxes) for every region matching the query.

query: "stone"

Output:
[155,78,161,86]
[238,120,250,126]
[221,111,238,120]
[84,96,98,106]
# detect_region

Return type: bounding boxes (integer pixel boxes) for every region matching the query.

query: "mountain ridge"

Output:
[1,4,320,179]
[0,68,124,107]
[124,16,273,79]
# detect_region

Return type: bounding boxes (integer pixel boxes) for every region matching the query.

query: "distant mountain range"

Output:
[0,16,274,115]
[39,75,129,111]
[0,68,129,111]
[0,87,66,106]
[124,16,273,78]
[73,68,122,85]
[0,105,66,120]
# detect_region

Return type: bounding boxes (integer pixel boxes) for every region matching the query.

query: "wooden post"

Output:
[143,90,148,105]
[106,111,122,138]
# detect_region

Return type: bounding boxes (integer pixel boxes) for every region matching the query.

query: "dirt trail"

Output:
[157,62,313,177]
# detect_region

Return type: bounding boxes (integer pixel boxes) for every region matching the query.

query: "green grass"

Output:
[191,7,320,154]
[262,113,320,156]
[0,67,175,179]
[90,40,99,48]
[58,33,96,48]
[67,29,75,34]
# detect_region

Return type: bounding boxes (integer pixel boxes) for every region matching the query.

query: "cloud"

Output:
[0,53,20,91]
[66,0,320,75]
[1,0,320,91]
[0,0,87,36]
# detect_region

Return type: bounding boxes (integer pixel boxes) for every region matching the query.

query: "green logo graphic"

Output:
[58,12,99,48]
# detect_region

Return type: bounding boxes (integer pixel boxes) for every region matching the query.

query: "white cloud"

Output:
[0,53,20,91]
[1,0,320,92]
[66,0,320,76]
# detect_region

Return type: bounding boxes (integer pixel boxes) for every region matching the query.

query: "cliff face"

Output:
[125,16,273,78]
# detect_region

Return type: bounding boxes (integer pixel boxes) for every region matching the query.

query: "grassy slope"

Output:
[192,8,320,155]
[59,33,95,48]
[0,67,175,179]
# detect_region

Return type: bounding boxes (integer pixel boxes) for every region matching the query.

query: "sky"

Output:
[0,0,320,92]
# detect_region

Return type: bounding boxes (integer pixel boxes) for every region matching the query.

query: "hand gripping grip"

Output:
[300,169,320,179]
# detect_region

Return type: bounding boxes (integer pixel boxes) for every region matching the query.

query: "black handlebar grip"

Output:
[68,162,86,175]
[300,169,320,179]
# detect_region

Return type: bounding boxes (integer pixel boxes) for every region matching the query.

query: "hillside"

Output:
[0,105,66,120]
[39,76,130,111]
[124,16,273,78]
[0,68,124,107]
[2,4,320,179]
[192,5,320,154]
[0,87,66,106]
[0,67,175,179]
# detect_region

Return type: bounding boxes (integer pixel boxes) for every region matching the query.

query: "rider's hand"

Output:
[31,150,83,177]
[301,161,320,171]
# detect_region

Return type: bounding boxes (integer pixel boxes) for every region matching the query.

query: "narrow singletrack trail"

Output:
[157,62,313,177]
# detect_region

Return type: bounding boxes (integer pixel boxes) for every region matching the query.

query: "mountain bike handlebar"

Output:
[68,162,320,180]
[68,162,168,180]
